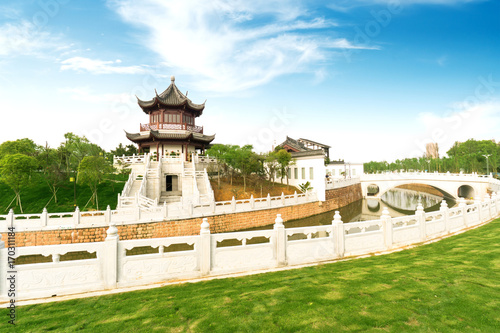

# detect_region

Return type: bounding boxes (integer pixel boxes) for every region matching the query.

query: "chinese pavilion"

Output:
[125,76,215,160]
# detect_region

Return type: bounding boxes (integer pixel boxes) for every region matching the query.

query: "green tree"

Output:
[0,154,38,213]
[39,146,66,205]
[62,132,104,177]
[263,151,279,186]
[0,138,41,159]
[206,144,230,189]
[233,145,262,192]
[275,149,292,184]
[77,156,113,210]
[298,181,313,193]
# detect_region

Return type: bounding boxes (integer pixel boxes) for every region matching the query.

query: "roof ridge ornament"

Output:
[171,75,175,83]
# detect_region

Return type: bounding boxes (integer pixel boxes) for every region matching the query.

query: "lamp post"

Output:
[483,154,491,175]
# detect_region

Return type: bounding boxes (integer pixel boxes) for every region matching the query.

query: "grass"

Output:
[0,173,127,214]
[4,219,500,332]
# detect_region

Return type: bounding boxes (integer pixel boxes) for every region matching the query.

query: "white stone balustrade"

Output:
[2,193,498,302]
[0,191,318,232]
[326,177,361,190]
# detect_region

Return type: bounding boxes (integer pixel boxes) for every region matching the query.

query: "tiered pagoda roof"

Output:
[125,129,215,143]
[137,76,206,115]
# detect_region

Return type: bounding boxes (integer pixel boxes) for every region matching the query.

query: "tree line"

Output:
[206,144,293,193]
[0,134,138,213]
[364,139,499,175]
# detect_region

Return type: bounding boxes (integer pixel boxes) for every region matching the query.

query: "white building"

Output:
[326,161,364,179]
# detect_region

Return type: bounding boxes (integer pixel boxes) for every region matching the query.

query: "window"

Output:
[165,113,181,123]
[183,114,194,125]
[309,167,314,180]
[287,168,291,179]
[301,168,305,179]
[294,168,298,179]
[331,169,335,176]
[352,169,356,176]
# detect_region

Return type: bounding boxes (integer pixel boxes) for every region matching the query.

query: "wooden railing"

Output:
[140,123,203,133]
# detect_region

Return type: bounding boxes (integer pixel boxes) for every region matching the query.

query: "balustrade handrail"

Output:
[6,190,500,302]
[140,123,203,133]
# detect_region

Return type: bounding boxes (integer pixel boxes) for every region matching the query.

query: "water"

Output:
[247,188,456,230]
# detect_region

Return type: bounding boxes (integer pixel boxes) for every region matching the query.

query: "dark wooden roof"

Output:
[137,76,206,115]
[279,136,309,152]
[125,129,215,144]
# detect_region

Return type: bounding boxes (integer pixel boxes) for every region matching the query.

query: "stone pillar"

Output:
[440,200,450,234]
[73,207,80,226]
[162,202,168,218]
[415,199,426,241]
[105,205,111,223]
[0,237,6,298]
[484,194,492,220]
[231,196,236,212]
[103,223,119,289]
[117,193,121,209]
[294,191,298,203]
[281,192,285,206]
[458,197,467,227]
[200,218,211,276]
[250,195,255,209]
[332,211,344,258]
[475,198,482,224]
[381,208,392,250]
[41,208,48,227]
[267,193,271,208]
[274,214,287,266]
[6,209,14,228]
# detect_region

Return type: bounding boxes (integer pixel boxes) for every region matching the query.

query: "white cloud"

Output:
[0,20,62,56]
[60,57,149,74]
[108,0,375,92]
[414,101,500,157]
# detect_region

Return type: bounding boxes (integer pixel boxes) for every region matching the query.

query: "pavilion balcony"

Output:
[140,123,204,134]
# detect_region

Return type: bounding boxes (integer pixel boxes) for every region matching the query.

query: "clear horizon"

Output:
[1,0,499,163]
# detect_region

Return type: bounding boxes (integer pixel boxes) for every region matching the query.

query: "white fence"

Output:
[2,193,498,302]
[0,191,318,232]
[326,177,360,190]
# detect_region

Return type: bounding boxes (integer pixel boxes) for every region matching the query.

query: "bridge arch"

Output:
[378,183,455,201]
[458,185,475,199]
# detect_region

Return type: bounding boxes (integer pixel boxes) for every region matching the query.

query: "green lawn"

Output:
[4,219,500,332]
[0,173,127,214]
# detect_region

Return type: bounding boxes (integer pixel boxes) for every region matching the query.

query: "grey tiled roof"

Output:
[137,76,205,113]
[290,150,325,158]
[125,129,215,143]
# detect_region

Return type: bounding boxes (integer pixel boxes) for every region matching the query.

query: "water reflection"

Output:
[244,188,456,231]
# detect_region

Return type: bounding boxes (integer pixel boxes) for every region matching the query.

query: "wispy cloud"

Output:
[0,20,62,57]
[415,101,500,155]
[108,0,375,92]
[60,57,150,74]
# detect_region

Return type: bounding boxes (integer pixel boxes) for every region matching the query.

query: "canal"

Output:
[248,188,456,230]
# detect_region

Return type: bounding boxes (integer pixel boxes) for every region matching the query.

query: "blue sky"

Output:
[0,0,499,162]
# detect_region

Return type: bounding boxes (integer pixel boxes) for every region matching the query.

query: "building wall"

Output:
[3,184,362,247]
[287,155,326,201]
[326,163,364,179]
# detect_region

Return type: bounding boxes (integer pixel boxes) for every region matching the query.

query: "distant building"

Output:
[279,136,330,159]
[426,143,439,159]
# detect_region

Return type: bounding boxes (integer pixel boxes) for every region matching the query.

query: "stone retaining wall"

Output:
[3,184,362,247]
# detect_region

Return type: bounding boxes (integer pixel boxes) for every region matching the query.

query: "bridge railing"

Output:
[5,193,500,301]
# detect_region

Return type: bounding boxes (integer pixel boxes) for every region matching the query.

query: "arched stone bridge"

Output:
[360,172,500,200]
